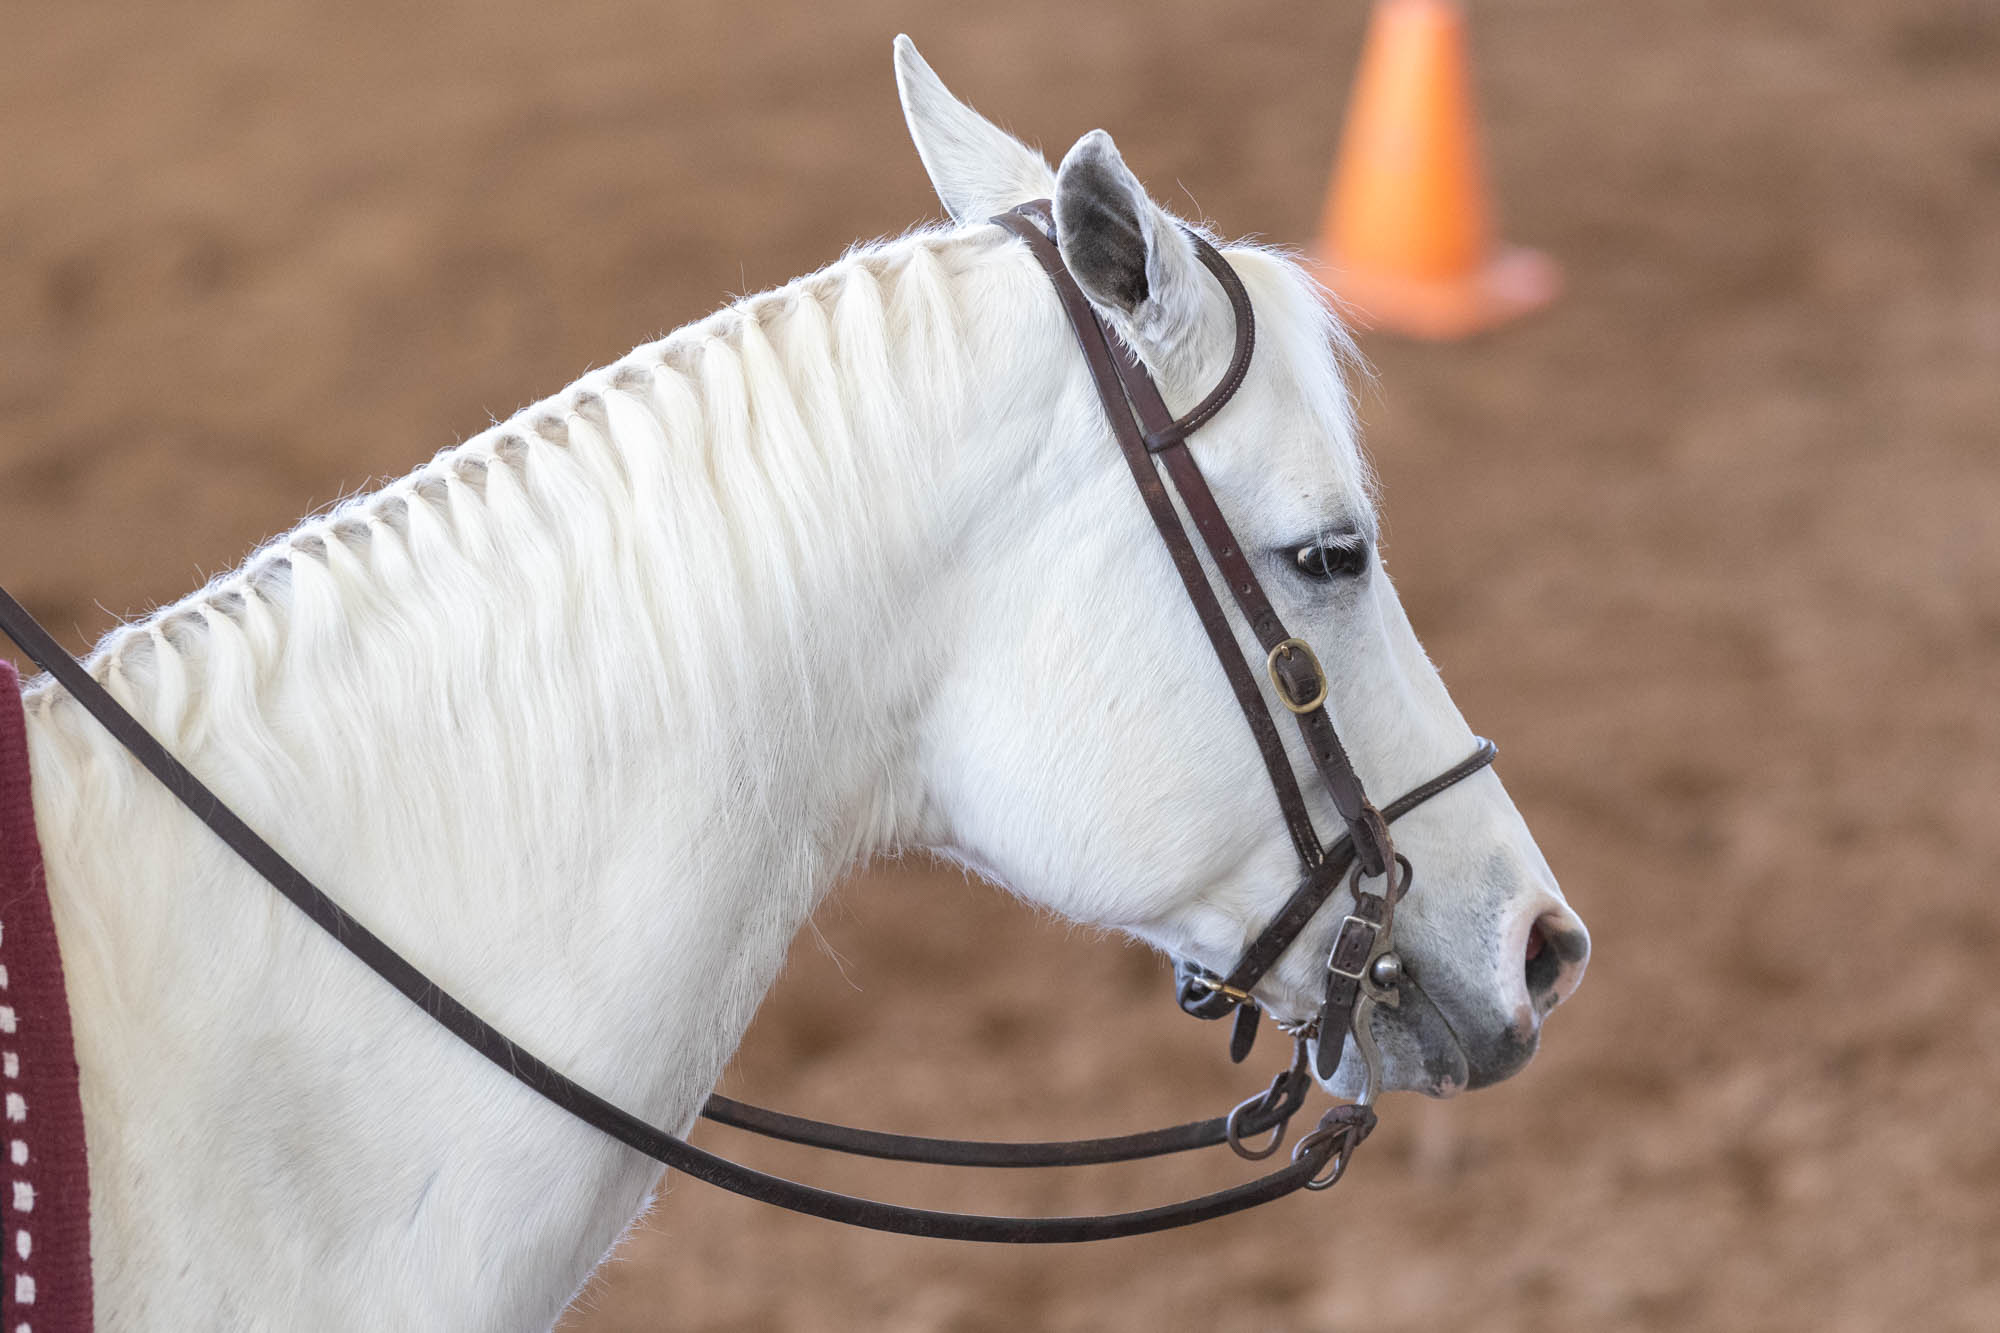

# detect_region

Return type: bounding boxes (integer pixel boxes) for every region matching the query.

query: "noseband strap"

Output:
[0,198,1500,1243]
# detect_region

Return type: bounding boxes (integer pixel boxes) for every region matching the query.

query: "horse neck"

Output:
[22,228,1055,1329]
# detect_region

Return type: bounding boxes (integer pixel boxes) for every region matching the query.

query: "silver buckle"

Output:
[1325,914,1375,981]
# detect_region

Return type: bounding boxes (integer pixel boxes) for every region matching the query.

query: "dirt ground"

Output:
[5,1,1998,1329]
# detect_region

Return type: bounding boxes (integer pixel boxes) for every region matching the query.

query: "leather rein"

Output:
[0,201,1493,1243]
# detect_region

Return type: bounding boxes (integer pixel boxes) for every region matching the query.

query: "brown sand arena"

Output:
[4,2,1997,1329]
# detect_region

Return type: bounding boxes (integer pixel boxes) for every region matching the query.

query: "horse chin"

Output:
[1311,981,1473,1100]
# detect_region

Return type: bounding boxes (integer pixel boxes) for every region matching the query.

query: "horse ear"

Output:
[894,35,1056,224]
[1053,130,1206,350]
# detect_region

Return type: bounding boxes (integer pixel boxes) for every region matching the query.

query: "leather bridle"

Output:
[987,203,1495,1092]
[0,200,1495,1242]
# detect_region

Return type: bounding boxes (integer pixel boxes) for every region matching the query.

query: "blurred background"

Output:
[4,1,1997,1329]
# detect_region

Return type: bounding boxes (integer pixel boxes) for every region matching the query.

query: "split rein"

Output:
[0,203,1495,1242]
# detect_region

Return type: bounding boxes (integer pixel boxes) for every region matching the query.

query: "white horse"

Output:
[15,38,1588,1330]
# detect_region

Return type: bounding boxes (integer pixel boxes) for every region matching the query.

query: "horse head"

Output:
[895,38,1588,1098]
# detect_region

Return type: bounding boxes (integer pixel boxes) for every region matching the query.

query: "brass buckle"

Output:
[1198,976,1253,1003]
[1266,638,1327,714]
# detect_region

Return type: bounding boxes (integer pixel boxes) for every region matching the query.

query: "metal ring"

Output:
[1303,1134,1357,1191]
[1225,1094,1291,1161]
[1265,638,1328,714]
[1290,1122,1355,1191]
[1225,1043,1312,1162]
[1293,1106,1375,1190]
[1347,852,1414,905]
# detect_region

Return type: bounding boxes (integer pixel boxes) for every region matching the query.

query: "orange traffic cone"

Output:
[1314,0,1559,340]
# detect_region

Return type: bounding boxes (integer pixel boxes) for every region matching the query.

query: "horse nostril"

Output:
[1524,920,1558,999]
[1523,911,1588,1011]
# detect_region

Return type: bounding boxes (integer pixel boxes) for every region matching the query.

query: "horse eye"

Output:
[1293,539,1370,581]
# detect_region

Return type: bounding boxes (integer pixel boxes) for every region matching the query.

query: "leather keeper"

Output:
[1228,1003,1261,1063]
